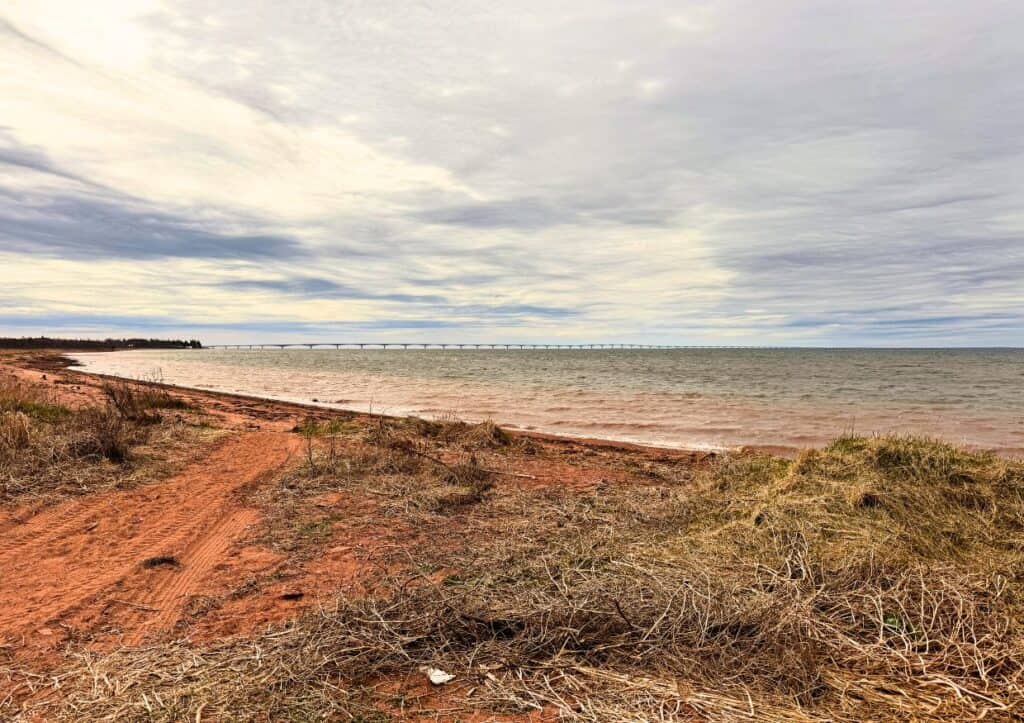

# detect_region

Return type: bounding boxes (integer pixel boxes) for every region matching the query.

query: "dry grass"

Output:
[0,375,210,503]
[17,431,1024,721]
[101,379,194,423]
[0,375,70,423]
[255,416,502,556]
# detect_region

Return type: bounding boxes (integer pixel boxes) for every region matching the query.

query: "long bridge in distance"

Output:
[204,342,747,350]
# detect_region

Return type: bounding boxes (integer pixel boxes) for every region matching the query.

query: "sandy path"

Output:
[0,430,298,649]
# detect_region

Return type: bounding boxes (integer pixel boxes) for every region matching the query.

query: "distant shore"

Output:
[0,336,202,350]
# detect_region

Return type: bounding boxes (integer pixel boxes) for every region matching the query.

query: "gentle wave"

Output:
[70,348,1024,455]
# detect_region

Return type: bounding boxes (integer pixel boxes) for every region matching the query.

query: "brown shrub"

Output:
[0,410,32,451]
[69,405,146,463]
[102,380,192,423]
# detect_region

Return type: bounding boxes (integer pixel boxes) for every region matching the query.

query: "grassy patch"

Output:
[0,399,71,423]
[289,513,344,549]
[252,417,505,557]
[0,376,70,423]
[31,434,1024,721]
[102,380,194,423]
[0,375,212,504]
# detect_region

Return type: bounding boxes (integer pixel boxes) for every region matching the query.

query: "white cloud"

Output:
[1,6,465,223]
[1,0,1023,344]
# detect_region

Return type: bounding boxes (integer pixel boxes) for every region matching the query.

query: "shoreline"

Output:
[15,347,1024,459]
[3,347,1023,719]
[65,347,1024,460]
[57,350,781,457]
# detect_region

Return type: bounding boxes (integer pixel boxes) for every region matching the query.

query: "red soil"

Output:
[1,355,708,652]
[0,431,299,657]
[0,350,712,718]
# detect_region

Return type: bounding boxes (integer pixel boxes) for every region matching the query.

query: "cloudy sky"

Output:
[1,0,1022,345]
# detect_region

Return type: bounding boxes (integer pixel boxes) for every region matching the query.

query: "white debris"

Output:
[419,666,456,685]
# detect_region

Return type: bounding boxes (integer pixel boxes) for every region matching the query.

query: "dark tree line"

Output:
[0,337,202,350]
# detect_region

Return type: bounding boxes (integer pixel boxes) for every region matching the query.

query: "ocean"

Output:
[70,348,1024,455]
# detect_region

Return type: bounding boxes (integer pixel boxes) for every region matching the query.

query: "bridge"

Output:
[202,343,749,350]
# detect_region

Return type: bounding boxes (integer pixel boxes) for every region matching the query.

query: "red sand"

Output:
[0,350,709,718]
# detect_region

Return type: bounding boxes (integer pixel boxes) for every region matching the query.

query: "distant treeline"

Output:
[0,337,202,350]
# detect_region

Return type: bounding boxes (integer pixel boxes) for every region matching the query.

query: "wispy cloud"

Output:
[1,1,1022,344]
[0,192,306,260]
[416,198,577,230]
[219,277,446,304]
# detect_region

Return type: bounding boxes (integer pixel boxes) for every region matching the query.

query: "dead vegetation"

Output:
[307,415,520,508]
[0,374,209,503]
[252,416,509,558]
[20,429,1023,721]
[101,379,194,423]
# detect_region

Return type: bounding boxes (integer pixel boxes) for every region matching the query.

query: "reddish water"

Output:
[73,348,1024,455]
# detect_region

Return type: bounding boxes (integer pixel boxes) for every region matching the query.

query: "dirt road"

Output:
[0,431,298,651]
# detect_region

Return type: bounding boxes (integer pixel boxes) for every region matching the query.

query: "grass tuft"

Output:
[24,433,1024,721]
[0,374,208,503]
[102,380,193,424]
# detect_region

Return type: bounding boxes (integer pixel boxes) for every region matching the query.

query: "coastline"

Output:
[66,346,1024,460]
[14,347,1023,461]
[55,349,763,457]
[3,347,1023,720]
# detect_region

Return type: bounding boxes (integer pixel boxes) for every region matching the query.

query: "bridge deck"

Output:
[202,343,757,350]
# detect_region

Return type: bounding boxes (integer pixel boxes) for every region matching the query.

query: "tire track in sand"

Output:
[0,431,297,644]
[0,435,236,562]
[119,508,259,644]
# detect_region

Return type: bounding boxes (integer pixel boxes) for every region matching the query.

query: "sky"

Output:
[1,0,1022,346]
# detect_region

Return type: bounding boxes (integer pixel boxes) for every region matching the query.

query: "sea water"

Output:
[71,348,1024,455]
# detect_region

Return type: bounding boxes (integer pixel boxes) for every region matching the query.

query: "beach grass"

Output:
[0,374,209,503]
[30,420,1024,721]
